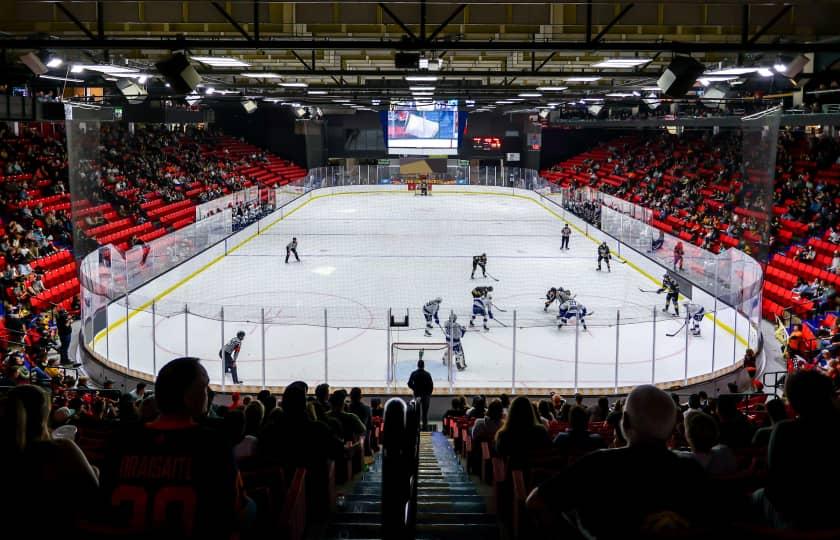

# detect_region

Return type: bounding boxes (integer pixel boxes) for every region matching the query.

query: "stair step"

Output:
[417,500,487,512]
[416,512,496,524]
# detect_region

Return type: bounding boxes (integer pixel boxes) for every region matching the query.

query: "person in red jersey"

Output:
[99,357,243,538]
[673,241,685,271]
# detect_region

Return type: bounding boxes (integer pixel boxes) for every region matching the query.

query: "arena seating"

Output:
[542,130,840,336]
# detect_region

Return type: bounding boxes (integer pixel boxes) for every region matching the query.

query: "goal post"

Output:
[390,342,452,384]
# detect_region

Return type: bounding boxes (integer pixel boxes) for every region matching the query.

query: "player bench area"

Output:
[408,182,433,196]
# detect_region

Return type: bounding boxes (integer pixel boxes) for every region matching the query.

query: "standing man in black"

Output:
[408,359,434,430]
[55,307,76,366]
[560,224,571,250]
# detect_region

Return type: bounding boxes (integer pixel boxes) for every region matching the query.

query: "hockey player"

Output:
[471,253,488,279]
[557,298,588,330]
[422,297,442,337]
[657,274,680,316]
[674,241,685,271]
[470,286,494,331]
[444,313,467,370]
[544,287,573,312]
[683,302,705,336]
[220,330,245,384]
[597,241,611,272]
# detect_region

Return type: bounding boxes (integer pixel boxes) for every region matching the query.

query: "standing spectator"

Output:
[348,387,372,450]
[588,397,610,422]
[314,383,331,415]
[256,389,277,417]
[55,307,75,366]
[408,360,434,430]
[527,385,710,538]
[221,331,245,384]
[495,397,551,466]
[98,357,243,537]
[716,394,755,449]
[755,371,840,529]
[370,398,384,418]
[285,237,300,263]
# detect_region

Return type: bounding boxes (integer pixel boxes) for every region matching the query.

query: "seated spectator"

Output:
[679,412,737,476]
[537,399,554,425]
[471,399,504,445]
[467,396,487,419]
[370,397,384,418]
[751,398,788,447]
[495,396,551,466]
[754,370,840,530]
[527,385,711,539]
[257,383,343,472]
[443,397,466,422]
[98,357,243,537]
[588,397,610,422]
[0,385,99,531]
[327,390,366,443]
[716,394,755,449]
[553,405,606,457]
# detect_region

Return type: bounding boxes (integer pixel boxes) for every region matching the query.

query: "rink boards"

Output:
[87,184,755,394]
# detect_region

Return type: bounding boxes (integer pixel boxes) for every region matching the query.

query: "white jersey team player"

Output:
[443,313,467,371]
[423,297,442,337]
[557,298,589,331]
[470,286,494,331]
[683,302,705,336]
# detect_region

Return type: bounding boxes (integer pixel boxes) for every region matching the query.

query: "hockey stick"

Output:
[491,317,508,327]
[666,321,688,337]
[485,272,500,282]
[639,288,660,293]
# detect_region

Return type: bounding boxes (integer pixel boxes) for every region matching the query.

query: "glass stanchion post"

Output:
[511,310,517,394]
[614,310,620,394]
[152,301,157,375]
[574,312,580,393]
[387,308,392,386]
[733,300,738,367]
[220,307,226,391]
[125,297,130,370]
[684,311,690,386]
[448,310,455,392]
[184,304,189,356]
[324,308,328,383]
[261,307,266,389]
[712,300,718,373]
[651,307,657,383]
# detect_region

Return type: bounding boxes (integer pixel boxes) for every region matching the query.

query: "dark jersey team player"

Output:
[471,253,487,279]
[561,224,571,250]
[597,241,611,272]
[99,357,244,537]
[658,274,681,316]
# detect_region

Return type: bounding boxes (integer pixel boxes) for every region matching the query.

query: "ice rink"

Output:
[92,186,750,391]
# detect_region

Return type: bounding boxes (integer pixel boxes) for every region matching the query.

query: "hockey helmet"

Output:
[434,297,442,304]
[236,331,246,339]
[449,313,457,322]
[487,286,494,292]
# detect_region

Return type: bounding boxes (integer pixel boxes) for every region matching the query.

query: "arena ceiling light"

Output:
[307,90,328,95]
[518,93,542,97]
[45,57,63,68]
[592,58,651,68]
[697,76,738,86]
[241,72,282,78]
[757,68,775,77]
[73,64,140,75]
[495,100,514,104]
[332,98,351,102]
[405,75,438,82]
[191,56,250,67]
[605,92,635,97]
[279,82,308,88]
[704,67,758,76]
[412,92,434,96]
[39,74,83,83]
[409,86,435,91]
[563,76,602,82]
[536,86,568,91]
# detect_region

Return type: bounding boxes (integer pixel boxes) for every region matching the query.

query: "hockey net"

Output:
[390,342,452,382]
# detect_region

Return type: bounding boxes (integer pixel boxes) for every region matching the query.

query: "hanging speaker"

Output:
[701,86,730,110]
[116,79,148,104]
[20,52,48,75]
[657,56,705,98]
[155,53,201,94]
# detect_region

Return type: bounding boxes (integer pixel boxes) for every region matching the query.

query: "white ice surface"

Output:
[94,189,748,391]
